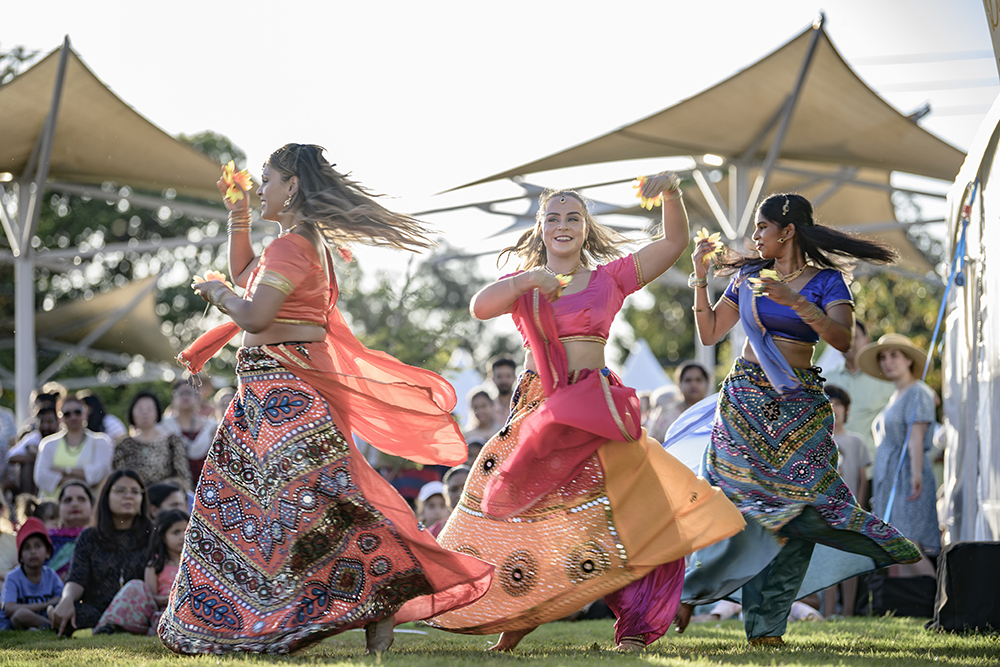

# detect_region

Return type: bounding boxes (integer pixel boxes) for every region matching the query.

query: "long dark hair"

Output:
[146,508,189,574]
[267,143,435,252]
[713,193,898,276]
[92,470,152,550]
[78,391,107,433]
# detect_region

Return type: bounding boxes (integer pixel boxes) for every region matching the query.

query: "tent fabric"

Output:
[0,276,177,364]
[458,24,965,188]
[941,94,1000,545]
[0,46,231,202]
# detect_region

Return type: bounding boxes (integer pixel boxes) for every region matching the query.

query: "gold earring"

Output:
[284,194,293,207]
[778,237,786,243]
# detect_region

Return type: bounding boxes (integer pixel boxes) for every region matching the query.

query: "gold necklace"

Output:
[773,264,807,282]
[543,262,584,278]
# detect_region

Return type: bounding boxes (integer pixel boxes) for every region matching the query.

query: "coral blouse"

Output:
[247,235,332,327]
[511,254,645,346]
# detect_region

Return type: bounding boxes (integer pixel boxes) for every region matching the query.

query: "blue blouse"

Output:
[721,268,853,344]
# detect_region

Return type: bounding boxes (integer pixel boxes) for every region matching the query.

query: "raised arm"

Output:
[689,239,741,345]
[470,269,563,321]
[217,177,259,288]
[633,172,691,283]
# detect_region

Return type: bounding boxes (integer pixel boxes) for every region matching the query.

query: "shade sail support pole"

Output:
[14,36,70,424]
[692,164,736,238]
[737,16,826,236]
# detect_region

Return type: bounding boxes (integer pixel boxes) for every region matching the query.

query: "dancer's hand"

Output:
[691,239,718,278]
[639,171,679,198]
[753,277,797,305]
[528,268,565,303]
[217,175,251,214]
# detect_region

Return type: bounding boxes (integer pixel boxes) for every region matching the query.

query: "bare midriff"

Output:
[243,323,325,348]
[524,340,607,376]
[740,339,816,370]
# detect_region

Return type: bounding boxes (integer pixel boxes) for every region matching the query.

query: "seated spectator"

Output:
[34,394,114,497]
[15,495,59,530]
[48,470,152,635]
[114,392,192,491]
[646,361,711,441]
[160,380,217,483]
[416,481,448,537]
[0,502,17,585]
[428,464,470,537]
[48,481,95,581]
[79,391,127,443]
[0,380,16,488]
[5,406,60,498]
[0,518,63,630]
[461,389,500,444]
[146,482,187,521]
[465,439,485,468]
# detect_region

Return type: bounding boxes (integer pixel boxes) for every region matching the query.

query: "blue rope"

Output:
[882,181,975,524]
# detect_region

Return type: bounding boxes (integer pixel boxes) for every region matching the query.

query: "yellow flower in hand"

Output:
[694,227,724,266]
[759,269,780,281]
[191,270,234,290]
[555,274,573,289]
[221,161,254,203]
[632,176,663,210]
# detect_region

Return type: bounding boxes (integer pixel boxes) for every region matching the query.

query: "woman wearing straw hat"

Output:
[857,333,940,570]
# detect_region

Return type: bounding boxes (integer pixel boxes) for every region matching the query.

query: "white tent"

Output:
[619,339,673,394]
[941,94,1000,544]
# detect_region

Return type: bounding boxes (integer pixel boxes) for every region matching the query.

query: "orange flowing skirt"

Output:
[428,372,744,634]
[159,345,492,654]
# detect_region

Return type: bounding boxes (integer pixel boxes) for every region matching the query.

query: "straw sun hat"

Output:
[856,333,930,381]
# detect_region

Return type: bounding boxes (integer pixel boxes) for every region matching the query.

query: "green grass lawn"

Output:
[1,617,997,667]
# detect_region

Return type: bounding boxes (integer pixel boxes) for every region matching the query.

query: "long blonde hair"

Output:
[498,189,631,270]
[267,144,434,252]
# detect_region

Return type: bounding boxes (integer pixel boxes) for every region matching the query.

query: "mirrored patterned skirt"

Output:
[428,371,744,635]
[158,345,492,654]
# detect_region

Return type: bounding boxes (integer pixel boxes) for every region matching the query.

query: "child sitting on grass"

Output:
[0,518,63,630]
[92,509,188,635]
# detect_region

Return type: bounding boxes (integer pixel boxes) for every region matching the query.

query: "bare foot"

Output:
[364,615,394,655]
[615,635,646,652]
[488,627,535,651]
[674,602,694,634]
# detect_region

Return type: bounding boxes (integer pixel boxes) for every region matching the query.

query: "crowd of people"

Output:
[0,145,946,654]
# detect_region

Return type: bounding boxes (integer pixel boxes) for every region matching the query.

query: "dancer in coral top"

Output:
[428,175,745,652]
[158,144,492,655]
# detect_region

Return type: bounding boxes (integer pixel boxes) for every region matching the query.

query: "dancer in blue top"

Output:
[672,193,921,646]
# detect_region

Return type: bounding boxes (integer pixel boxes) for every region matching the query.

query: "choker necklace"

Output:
[279,222,304,237]
[773,264,807,282]
[543,262,584,278]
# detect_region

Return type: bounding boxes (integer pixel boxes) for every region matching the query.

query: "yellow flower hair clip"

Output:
[221,161,254,204]
[632,175,663,210]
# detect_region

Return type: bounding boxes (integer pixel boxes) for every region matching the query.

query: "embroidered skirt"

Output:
[428,371,744,636]
[158,345,492,654]
[682,358,920,604]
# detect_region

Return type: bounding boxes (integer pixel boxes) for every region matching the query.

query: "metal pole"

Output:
[736,15,826,236]
[14,36,71,423]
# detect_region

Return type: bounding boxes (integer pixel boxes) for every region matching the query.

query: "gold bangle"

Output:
[692,306,710,313]
[228,210,251,223]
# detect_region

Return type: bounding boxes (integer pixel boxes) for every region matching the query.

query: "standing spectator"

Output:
[821,384,871,617]
[488,357,517,425]
[79,392,127,443]
[859,334,940,575]
[48,470,152,635]
[462,389,500,444]
[34,394,114,497]
[48,481,94,581]
[822,322,895,464]
[0,518,63,630]
[5,406,60,498]
[113,392,192,491]
[160,380,217,482]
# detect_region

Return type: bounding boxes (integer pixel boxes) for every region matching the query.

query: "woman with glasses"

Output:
[47,470,152,635]
[34,394,114,496]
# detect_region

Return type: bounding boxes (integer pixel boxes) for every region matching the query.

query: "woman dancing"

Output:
[428,176,745,651]
[674,193,920,646]
[158,144,492,655]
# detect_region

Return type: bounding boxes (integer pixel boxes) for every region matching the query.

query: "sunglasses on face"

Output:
[61,409,84,417]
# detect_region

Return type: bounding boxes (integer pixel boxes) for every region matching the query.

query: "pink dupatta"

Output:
[177,254,466,467]
[480,289,642,519]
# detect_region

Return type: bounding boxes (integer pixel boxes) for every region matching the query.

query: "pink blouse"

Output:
[158,564,179,596]
[511,254,645,346]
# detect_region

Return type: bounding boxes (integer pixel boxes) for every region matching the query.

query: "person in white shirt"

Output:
[34,395,113,497]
